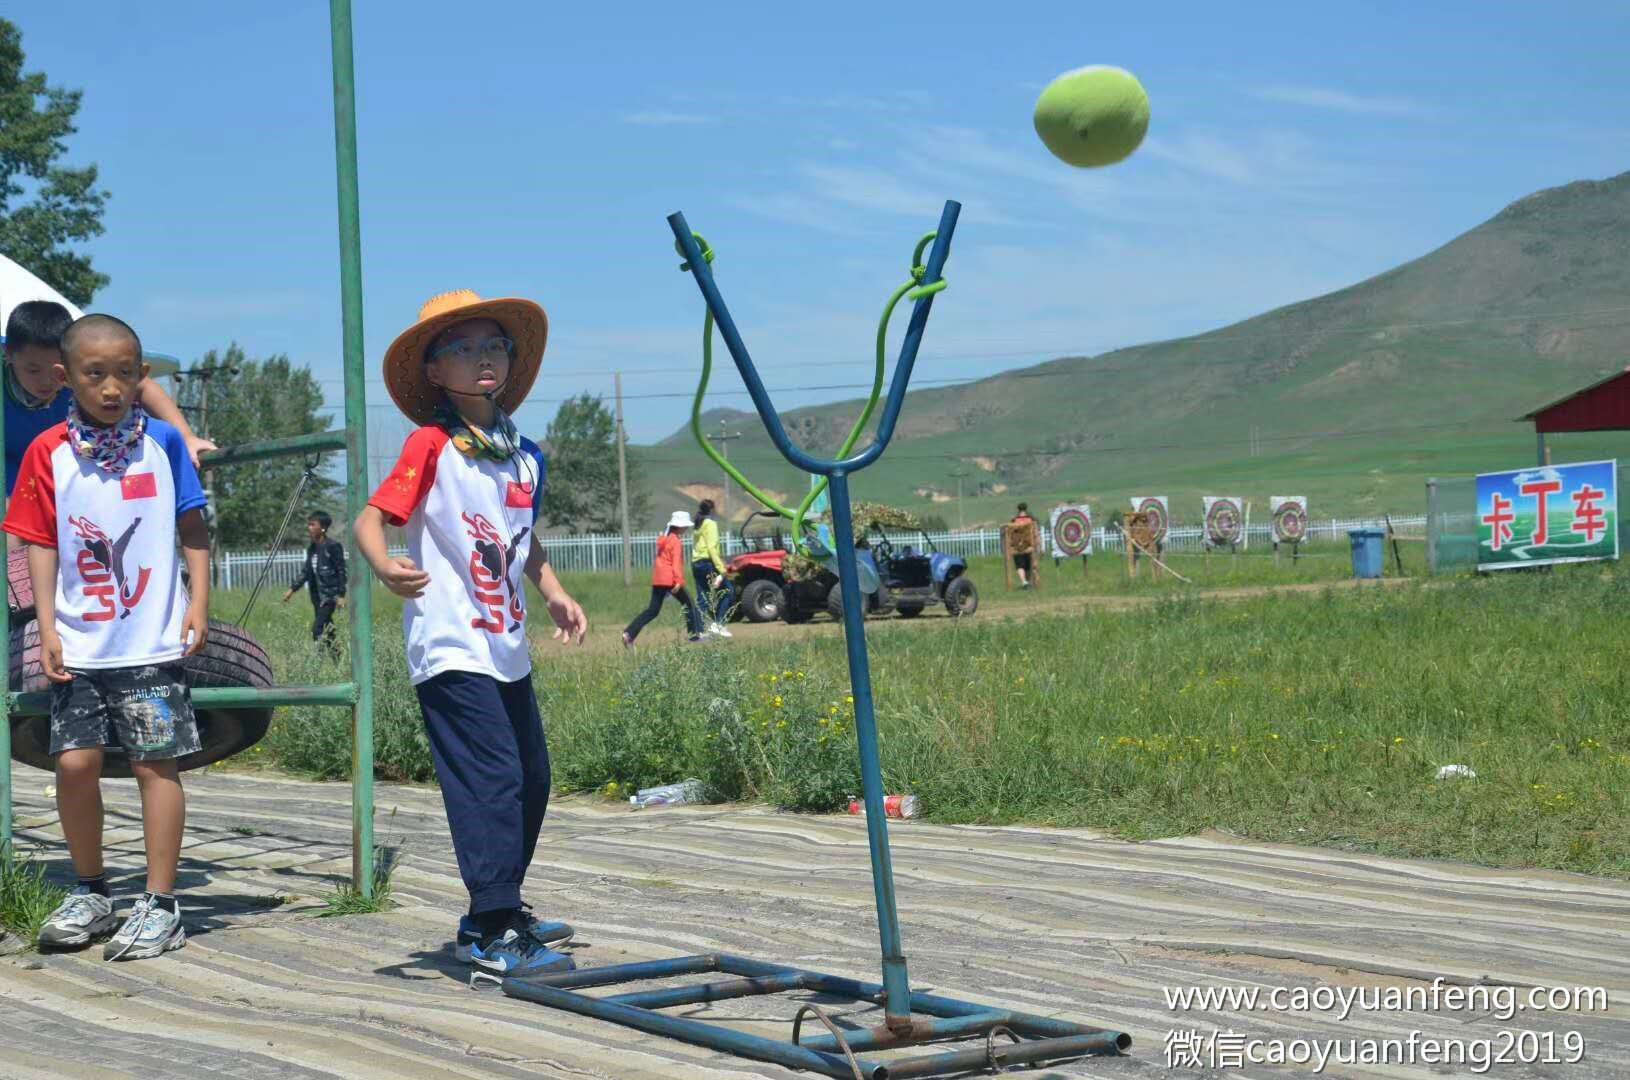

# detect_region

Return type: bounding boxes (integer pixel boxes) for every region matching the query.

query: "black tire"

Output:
[944,576,979,617]
[782,594,813,624]
[826,583,844,622]
[9,619,275,779]
[739,579,784,623]
[7,547,33,623]
[896,604,924,619]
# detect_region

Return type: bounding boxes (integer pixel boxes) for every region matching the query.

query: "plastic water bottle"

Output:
[630,779,705,809]
[846,794,918,819]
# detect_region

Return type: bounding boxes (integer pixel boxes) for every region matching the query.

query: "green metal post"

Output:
[200,431,348,469]
[330,0,375,897]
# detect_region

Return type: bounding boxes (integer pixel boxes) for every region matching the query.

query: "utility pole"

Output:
[707,420,742,522]
[949,467,970,530]
[615,372,632,587]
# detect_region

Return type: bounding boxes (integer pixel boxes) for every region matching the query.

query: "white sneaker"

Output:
[103,895,186,961]
[708,622,733,638]
[38,887,118,948]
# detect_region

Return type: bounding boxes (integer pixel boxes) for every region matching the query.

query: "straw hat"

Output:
[383,290,548,425]
[667,511,695,530]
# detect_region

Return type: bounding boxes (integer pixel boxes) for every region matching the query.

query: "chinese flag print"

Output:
[121,473,157,500]
[506,481,534,509]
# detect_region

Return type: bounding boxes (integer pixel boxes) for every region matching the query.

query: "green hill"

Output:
[636,172,1630,529]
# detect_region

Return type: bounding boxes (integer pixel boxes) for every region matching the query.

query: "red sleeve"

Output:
[3,428,62,547]
[668,539,685,584]
[368,427,446,526]
[651,534,677,586]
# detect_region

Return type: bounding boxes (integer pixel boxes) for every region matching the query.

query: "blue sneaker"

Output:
[468,923,575,976]
[454,908,573,962]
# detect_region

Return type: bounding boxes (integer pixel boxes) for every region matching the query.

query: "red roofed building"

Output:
[1520,367,1630,464]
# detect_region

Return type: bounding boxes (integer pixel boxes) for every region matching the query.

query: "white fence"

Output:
[216,514,1425,587]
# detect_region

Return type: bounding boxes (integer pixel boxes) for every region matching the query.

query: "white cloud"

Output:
[727,193,865,234]
[800,163,941,217]
[1511,467,1565,487]
[1141,133,1256,183]
[621,111,718,126]
[1251,85,1427,117]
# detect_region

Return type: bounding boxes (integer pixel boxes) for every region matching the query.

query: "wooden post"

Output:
[1386,514,1406,577]
[1030,520,1042,590]
[1001,525,1013,590]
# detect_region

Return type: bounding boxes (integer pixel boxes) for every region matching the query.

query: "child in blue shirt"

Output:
[4,300,214,498]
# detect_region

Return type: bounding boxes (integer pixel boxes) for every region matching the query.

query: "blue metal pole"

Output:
[666,203,960,1034]
[827,472,911,1028]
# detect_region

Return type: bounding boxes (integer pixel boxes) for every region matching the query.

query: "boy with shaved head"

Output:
[4,313,210,960]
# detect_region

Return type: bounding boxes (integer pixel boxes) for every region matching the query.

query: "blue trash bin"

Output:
[1348,528,1386,579]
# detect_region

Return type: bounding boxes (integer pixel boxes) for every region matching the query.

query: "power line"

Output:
[304,305,1630,384]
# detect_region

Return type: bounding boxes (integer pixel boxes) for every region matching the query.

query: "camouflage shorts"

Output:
[50,664,200,762]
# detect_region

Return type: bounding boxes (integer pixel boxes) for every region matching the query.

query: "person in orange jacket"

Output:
[623,511,705,647]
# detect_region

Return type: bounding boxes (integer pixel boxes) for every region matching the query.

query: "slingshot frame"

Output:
[500,204,1131,1077]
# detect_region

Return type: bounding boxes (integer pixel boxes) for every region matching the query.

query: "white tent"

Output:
[0,253,178,376]
[0,252,81,333]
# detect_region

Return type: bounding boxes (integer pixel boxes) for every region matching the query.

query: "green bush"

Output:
[548,648,860,811]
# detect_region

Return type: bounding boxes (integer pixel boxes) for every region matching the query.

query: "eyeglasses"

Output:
[429,336,515,363]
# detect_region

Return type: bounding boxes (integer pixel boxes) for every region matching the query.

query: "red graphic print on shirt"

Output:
[68,515,152,621]
[462,511,528,634]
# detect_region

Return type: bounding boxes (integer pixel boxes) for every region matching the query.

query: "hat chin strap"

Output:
[433,373,509,402]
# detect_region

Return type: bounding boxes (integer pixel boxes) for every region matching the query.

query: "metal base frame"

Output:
[504,953,1129,1079]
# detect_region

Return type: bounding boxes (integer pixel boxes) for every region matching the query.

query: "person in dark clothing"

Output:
[281,511,347,655]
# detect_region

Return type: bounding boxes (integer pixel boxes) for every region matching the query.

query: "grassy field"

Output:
[207,540,1630,880]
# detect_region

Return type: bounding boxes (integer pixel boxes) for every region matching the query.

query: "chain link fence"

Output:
[1427,464,1628,575]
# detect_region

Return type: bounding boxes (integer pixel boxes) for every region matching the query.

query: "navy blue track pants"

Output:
[415,670,551,914]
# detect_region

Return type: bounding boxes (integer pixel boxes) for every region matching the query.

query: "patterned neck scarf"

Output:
[433,401,520,463]
[68,400,148,476]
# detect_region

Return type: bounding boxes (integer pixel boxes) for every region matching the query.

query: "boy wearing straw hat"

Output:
[354,290,587,977]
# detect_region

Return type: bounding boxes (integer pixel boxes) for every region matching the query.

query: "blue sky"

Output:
[12,1,1630,474]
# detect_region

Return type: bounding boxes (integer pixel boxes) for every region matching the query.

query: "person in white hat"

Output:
[623,510,706,646]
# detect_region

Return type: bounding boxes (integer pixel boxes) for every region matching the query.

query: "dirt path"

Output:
[582,576,1415,657]
[3,766,1625,1078]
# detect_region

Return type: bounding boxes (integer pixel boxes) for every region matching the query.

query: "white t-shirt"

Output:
[368,426,546,685]
[3,420,207,669]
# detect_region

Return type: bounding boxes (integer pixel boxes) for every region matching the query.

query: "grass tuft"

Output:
[0,845,68,947]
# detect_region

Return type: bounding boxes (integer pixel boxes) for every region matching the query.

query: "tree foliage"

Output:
[181,344,341,548]
[0,19,109,304]
[538,393,648,533]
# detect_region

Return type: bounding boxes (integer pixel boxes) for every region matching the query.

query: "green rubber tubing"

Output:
[685,231,944,555]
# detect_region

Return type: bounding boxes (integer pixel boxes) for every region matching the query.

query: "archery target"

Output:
[1131,496,1168,543]
[1270,496,1308,544]
[1203,497,1243,546]
[1050,505,1092,557]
